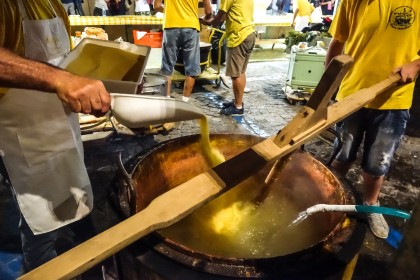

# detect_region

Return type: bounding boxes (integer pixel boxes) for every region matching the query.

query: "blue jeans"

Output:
[19,212,95,271]
[160,28,201,77]
[334,108,409,176]
[19,214,59,271]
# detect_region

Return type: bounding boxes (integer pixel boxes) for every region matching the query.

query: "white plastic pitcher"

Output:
[110,94,205,128]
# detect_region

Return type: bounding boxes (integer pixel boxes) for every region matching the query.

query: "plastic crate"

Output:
[133,30,162,48]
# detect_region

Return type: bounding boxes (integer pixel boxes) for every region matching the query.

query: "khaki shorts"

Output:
[225,32,257,78]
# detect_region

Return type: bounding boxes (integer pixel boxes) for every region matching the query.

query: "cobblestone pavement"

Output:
[154,56,296,142]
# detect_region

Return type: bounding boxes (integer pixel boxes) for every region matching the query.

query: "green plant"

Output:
[284,30,308,52]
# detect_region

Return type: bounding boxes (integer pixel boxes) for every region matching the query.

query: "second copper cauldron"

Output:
[117,134,366,279]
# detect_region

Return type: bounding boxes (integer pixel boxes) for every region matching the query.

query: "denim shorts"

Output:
[334,108,409,176]
[160,28,201,77]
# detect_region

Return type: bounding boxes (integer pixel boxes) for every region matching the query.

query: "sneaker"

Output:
[222,100,245,108]
[222,100,234,108]
[366,201,389,239]
[244,87,251,93]
[220,103,244,115]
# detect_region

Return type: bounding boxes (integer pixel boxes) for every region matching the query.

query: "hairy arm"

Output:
[0,47,110,116]
[393,58,420,84]
[202,0,213,20]
[325,38,345,69]
[201,9,226,27]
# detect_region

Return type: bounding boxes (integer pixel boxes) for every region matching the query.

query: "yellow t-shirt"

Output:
[0,0,71,95]
[328,0,420,110]
[219,0,255,48]
[295,0,315,17]
[0,0,70,55]
[163,0,201,31]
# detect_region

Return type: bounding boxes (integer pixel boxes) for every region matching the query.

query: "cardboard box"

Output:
[60,38,151,94]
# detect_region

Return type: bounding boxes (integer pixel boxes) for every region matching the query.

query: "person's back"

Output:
[221,0,255,48]
[294,0,314,17]
[162,0,201,31]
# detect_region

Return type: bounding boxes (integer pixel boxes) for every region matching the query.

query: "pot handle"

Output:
[116,152,137,216]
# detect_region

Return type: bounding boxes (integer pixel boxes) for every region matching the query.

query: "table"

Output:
[68,15,293,45]
[69,14,293,27]
[69,15,163,26]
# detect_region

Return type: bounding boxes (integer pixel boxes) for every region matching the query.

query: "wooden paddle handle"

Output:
[19,173,224,280]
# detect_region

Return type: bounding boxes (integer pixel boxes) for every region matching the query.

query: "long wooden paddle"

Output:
[19,55,401,280]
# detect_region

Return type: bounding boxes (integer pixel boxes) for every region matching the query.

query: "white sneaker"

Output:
[244,87,251,93]
[366,201,389,239]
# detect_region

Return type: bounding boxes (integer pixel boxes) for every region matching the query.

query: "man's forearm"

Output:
[0,47,69,93]
[203,0,213,19]
[325,38,345,68]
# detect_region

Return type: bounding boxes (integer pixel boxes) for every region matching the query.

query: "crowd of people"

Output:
[0,0,419,277]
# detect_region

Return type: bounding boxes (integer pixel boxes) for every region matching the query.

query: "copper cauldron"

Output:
[117,134,366,279]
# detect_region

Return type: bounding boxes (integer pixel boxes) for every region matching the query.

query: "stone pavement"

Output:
[154,55,297,143]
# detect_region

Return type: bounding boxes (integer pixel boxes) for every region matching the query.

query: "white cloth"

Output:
[0,0,93,234]
[135,0,150,13]
[311,6,323,23]
[95,0,109,10]
[294,15,310,31]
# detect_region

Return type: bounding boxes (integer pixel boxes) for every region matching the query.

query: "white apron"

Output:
[0,0,93,234]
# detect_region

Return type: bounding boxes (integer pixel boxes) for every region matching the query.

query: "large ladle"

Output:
[110,93,206,128]
[19,55,402,280]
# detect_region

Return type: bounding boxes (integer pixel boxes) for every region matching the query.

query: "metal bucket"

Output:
[116,134,366,279]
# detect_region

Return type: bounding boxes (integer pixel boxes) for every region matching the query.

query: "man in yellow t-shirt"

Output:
[325,0,420,239]
[0,0,110,271]
[201,0,256,116]
[153,0,212,102]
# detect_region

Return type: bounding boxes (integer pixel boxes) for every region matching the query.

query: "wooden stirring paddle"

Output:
[19,55,401,280]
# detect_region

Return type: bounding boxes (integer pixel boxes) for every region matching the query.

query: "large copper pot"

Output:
[117,134,366,279]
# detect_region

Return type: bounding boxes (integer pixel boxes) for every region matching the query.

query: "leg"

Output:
[20,214,58,271]
[331,159,352,176]
[183,76,196,98]
[160,29,180,97]
[221,32,256,115]
[362,172,384,205]
[231,73,246,107]
[331,111,366,175]
[360,109,409,238]
[165,75,172,97]
[361,109,409,204]
[180,29,201,101]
